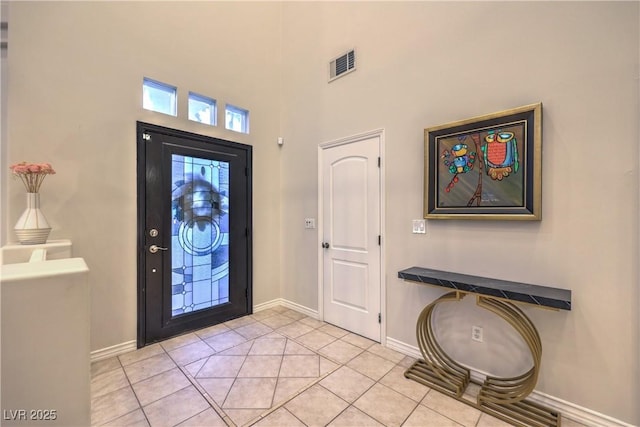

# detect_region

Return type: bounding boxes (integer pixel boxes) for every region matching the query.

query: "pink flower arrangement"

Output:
[9,162,56,193]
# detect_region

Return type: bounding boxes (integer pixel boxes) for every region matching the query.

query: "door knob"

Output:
[322,242,330,249]
[149,245,168,254]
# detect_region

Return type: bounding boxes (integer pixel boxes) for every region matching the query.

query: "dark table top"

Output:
[398,266,571,311]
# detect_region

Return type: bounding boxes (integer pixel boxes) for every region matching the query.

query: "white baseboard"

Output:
[253,298,285,312]
[91,300,316,364]
[279,299,319,319]
[386,337,422,359]
[90,340,137,363]
[255,298,319,319]
[530,391,634,427]
[385,337,633,427]
[89,312,632,426]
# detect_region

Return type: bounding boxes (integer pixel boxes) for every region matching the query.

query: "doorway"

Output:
[137,122,252,347]
[319,129,384,342]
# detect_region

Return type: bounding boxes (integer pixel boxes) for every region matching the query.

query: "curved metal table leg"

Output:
[404,292,560,427]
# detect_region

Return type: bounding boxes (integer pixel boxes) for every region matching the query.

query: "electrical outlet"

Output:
[471,325,483,342]
[304,218,316,229]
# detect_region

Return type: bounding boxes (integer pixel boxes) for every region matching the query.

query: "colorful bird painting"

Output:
[481,130,519,180]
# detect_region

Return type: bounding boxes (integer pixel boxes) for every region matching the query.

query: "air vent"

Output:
[329,49,356,82]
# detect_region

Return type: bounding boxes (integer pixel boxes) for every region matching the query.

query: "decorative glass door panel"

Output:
[171,155,230,317]
[137,122,252,346]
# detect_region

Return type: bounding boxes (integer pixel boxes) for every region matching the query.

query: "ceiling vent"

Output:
[329,49,356,82]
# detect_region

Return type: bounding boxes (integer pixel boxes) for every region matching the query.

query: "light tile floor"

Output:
[91,306,586,427]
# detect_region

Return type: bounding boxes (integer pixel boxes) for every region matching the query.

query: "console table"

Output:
[398,267,571,427]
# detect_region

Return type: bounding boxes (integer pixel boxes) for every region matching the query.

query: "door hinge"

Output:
[245,167,248,177]
[378,313,381,323]
[378,157,381,168]
[142,133,151,141]
[378,235,381,245]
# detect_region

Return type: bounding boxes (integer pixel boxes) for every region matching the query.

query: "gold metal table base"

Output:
[404,291,561,427]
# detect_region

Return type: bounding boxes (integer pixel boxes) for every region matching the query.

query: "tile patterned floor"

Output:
[91,306,586,427]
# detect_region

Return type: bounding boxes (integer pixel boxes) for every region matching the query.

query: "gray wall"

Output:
[279,2,638,424]
[1,0,8,246]
[6,1,283,351]
[4,1,639,425]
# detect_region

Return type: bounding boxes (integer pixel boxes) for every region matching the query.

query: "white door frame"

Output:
[317,128,386,345]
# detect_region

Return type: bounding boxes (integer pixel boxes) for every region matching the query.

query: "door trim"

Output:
[317,128,386,345]
[136,121,253,348]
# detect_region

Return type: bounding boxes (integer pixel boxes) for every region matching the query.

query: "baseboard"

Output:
[253,298,285,312]
[255,298,319,320]
[279,299,319,319]
[91,301,316,363]
[89,310,632,426]
[529,391,635,427]
[90,340,137,363]
[386,337,422,360]
[385,337,633,427]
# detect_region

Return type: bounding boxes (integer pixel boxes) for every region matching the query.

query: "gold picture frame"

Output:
[424,103,542,220]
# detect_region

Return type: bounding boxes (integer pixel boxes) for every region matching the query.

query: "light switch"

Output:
[412,219,426,234]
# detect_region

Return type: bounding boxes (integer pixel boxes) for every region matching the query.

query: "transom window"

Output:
[142,78,177,116]
[225,104,249,134]
[188,92,217,126]
[142,78,249,135]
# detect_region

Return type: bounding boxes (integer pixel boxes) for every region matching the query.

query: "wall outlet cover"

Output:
[471,325,483,342]
[412,219,426,234]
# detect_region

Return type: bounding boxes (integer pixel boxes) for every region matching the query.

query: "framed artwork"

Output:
[424,103,542,220]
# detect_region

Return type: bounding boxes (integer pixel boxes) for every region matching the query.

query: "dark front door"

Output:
[137,122,252,346]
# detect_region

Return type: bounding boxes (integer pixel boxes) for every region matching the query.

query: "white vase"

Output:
[14,192,51,245]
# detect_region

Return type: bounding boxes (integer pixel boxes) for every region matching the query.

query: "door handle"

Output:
[322,242,330,249]
[149,245,168,254]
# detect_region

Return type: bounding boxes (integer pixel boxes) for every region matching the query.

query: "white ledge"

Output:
[1,257,89,283]
[1,239,73,265]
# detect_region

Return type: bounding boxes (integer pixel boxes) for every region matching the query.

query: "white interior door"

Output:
[321,133,381,342]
